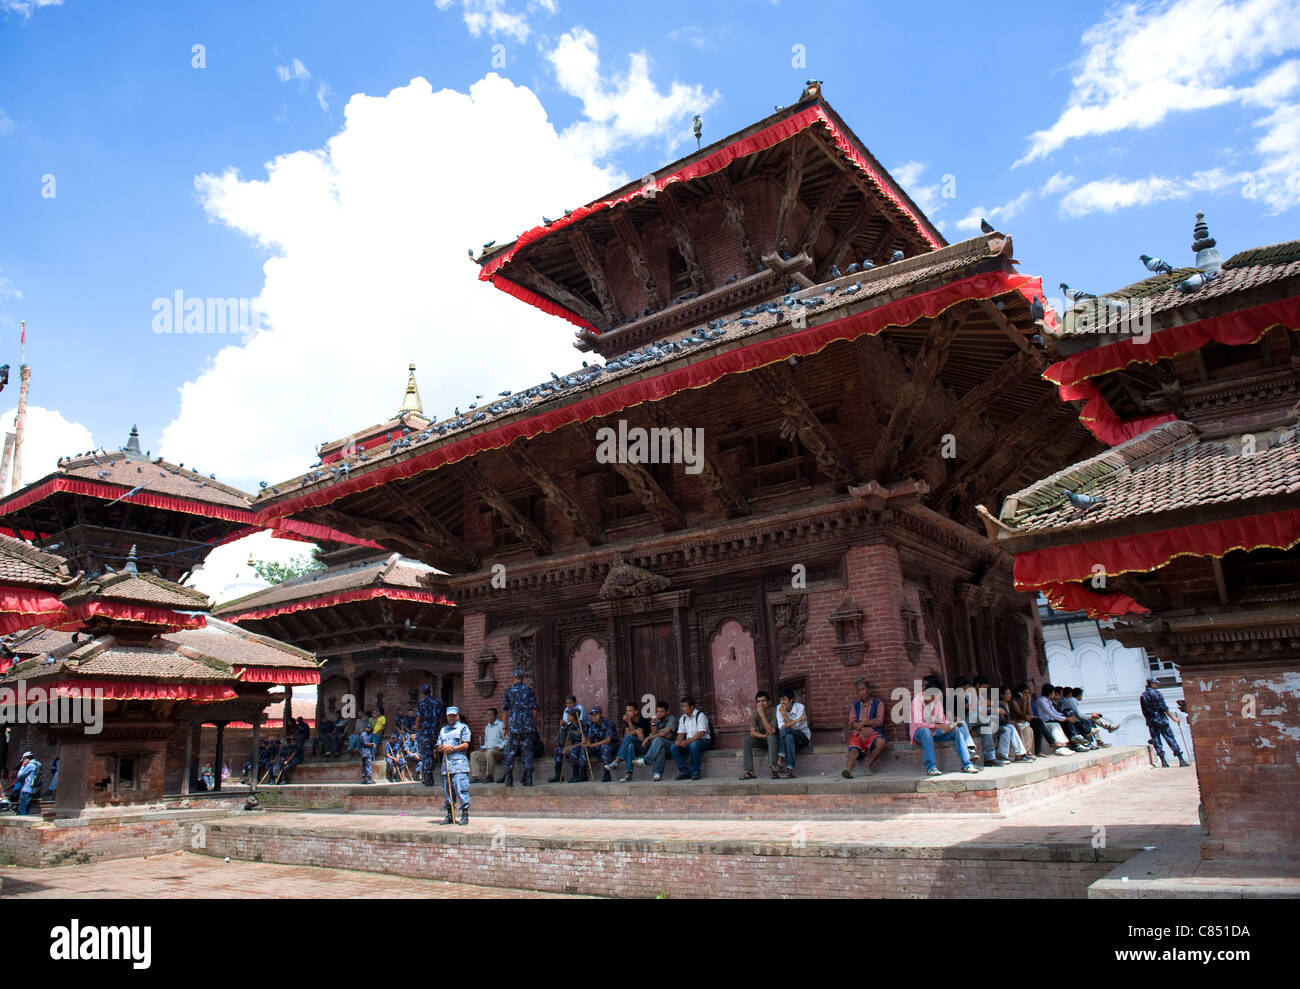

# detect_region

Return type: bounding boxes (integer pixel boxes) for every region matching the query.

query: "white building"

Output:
[1039,600,1195,760]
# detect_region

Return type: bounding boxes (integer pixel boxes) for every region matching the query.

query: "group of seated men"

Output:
[535,695,714,782]
[254,715,312,784]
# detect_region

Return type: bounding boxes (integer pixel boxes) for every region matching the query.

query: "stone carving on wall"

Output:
[598,553,671,600]
[830,598,868,667]
[474,646,498,698]
[772,594,809,662]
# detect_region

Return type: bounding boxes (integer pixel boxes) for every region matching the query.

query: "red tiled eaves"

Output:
[257,270,1046,523]
[479,104,945,329]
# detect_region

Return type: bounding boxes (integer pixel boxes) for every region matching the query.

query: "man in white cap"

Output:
[437,707,472,825]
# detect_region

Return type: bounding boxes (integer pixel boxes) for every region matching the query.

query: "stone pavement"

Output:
[245,762,1204,850]
[0,851,587,899]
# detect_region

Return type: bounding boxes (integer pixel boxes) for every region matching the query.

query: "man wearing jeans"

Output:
[775,689,811,778]
[635,702,677,781]
[672,698,711,780]
[14,752,40,815]
[909,675,980,776]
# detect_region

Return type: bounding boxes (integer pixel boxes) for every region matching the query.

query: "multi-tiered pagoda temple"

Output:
[251,85,1098,745]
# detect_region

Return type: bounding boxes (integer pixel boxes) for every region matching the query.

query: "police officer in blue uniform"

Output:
[415,683,442,787]
[1140,678,1190,768]
[501,667,539,787]
[438,706,472,825]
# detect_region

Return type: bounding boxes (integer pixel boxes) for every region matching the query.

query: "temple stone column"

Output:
[248,716,262,793]
[212,722,226,792]
[283,685,294,730]
[382,657,401,720]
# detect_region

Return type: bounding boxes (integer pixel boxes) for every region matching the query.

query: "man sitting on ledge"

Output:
[672,698,711,781]
[910,674,980,776]
[843,677,886,777]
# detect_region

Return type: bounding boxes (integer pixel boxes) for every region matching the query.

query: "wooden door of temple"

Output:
[630,623,676,712]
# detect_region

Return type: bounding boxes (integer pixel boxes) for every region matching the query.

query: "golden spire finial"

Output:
[400,362,423,415]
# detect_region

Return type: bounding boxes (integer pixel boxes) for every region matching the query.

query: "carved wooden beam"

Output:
[506,442,606,547]
[643,403,749,517]
[569,227,623,325]
[975,298,1047,369]
[657,189,708,294]
[869,305,971,479]
[818,198,872,281]
[774,138,808,257]
[896,345,1038,478]
[864,221,900,264]
[608,209,664,311]
[750,365,857,488]
[452,462,551,555]
[584,425,686,531]
[511,261,604,326]
[708,169,760,271]
[371,488,481,570]
[314,504,478,571]
[929,392,1063,507]
[799,170,854,258]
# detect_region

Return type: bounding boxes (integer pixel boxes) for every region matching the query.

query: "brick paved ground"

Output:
[0,852,588,898]
[243,763,1203,850]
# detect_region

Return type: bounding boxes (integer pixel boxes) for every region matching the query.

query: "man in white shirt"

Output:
[671,697,711,780]
[775,688,811,778]
[470,707,506,782]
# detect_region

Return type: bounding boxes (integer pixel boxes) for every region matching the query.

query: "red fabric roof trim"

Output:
[1044,296,1300,389]
[55,601,208,632]
[0,477,257,525]
[234,667,321,685]
[1013,508,1300,589]
[1040,581,1149,619]
[225,719,316,729]
[23,681,238,701]
[490,276,599,333]
[1057,378,1179,446]
[259,270,1039,521]
[479,104,942,324]
[269,517,385,549]
[0,586,70,636]
[221,587,454,622]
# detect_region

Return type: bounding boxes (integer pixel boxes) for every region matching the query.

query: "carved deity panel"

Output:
[709,620,758,727]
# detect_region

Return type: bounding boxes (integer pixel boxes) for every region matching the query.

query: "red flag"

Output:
[19,321,24,345]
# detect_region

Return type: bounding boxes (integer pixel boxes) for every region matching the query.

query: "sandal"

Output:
[770,768,780,779]
[739,771,756,780]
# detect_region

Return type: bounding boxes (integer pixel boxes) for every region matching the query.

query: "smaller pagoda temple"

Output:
[983,213,1300,863]
[0,545,320,816]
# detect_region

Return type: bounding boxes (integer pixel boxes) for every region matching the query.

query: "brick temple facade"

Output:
[255,86,1097,745]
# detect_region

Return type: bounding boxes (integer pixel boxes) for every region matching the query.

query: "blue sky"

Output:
[0,0,1297,503]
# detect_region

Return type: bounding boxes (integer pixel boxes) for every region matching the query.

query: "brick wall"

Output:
[199,818,1127,899]
[1179,658,1300,862]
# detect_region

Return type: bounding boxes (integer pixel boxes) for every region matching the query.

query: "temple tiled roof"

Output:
[0,534,76,587]
[994,419,1300,540]
[2,626,76,658]
[61,569,212,611]
[1051,239,1300,339]
[257,233,1020,504]
[9,638,236,683]
[45,451,252,510]
[162,617,319,669]
[212,554,437,615]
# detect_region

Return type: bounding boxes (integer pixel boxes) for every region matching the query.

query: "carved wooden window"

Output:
[829,599,867,666]
[667,247,692,296]
[900,606,923,664]
[484,491,544,550]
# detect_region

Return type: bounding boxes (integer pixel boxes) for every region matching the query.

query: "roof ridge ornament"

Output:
[124,424,143,458]
[1191,210,1224,274]
[124,544,139,576]
[399,362,423,415]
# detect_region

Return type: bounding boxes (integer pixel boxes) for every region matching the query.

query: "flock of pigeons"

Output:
[265,246,931,496]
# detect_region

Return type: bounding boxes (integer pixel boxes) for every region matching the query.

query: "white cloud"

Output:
[435,0,550,43]
[668,25,729,51]
[1018,0,1300,213]
[1059,168,1246,217]
[0,405,95,490]
[889,161,949,233]
[187,529,307,607]
[0,0,62,16]
[954,173,1077,233]
[0,110,13,136]
[316,81,333,112]
[547,27,720,160]
[0,271,21,302]
[275,58,311,84]
[168,74,624,491]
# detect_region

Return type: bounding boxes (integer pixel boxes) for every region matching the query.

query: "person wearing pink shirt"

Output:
[910,674,980,776]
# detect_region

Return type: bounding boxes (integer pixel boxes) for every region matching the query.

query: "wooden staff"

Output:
[442,734,458,816]
[1175,718,1191,761]
[575,719,595,781]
